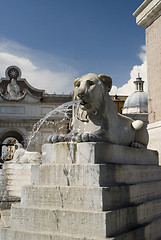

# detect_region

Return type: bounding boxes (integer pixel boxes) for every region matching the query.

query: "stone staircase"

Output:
[1,142,161,240]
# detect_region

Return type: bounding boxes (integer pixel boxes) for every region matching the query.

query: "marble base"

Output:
[42,142,158,165]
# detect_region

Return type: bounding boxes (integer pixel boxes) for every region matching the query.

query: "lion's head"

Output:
[74,73,112,115]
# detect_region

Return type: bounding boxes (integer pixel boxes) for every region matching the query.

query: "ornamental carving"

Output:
[0,66,27,101]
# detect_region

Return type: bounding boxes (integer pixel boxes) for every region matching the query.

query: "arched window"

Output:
[0,131,24,161]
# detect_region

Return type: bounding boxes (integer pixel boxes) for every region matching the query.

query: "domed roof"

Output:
[124,91,148,108]
[122,74,148,114]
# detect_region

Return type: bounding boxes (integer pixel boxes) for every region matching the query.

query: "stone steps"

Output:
[21,182,161,211]
[118,216,161,240]
[9,198,161,238]
[1,142,161,240]
[9,204,137,237]
[2,216,161,240]
[31,163,161,186]
[0,228,114,240]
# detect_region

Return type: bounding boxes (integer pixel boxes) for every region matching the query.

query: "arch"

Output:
[0,129,25,160]
[0,129,24,145]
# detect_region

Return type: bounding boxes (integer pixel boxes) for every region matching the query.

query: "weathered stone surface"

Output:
[115,217,161,240]
[9,199,161,238]
[133,0,161,28]
[146,15,161,164]
[1,142,161,240]
[0,228,114,240]
[76,142,158,165]
[42,142,158,165]
[21,182,161,211]
[148,121,161,165]
[0,210,11,228]
[2,220,161,240]
[134,1,161,164]
[32,163,161,186]
[0,167,21,210]
[8,204,139,237]
[3,163,34,198]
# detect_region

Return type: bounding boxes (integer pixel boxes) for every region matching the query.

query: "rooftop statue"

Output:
[49,73,149,148]
[0,78,27,101]
[7,79,21,99]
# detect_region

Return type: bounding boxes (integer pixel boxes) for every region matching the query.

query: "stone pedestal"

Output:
[1,142,161,240]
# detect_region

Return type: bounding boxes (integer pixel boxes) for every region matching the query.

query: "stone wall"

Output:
[146,16,161,123]
[133,0,161,163]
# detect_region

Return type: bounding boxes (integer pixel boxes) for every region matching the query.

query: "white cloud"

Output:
[0,38,78,94]
[110,45,147,96]
[0,38,147,96]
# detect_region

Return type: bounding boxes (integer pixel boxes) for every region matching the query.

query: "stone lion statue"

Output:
[12,143,42,164]
[49,73,149,148]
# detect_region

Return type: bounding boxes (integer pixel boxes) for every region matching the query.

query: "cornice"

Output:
[133,0,161,28]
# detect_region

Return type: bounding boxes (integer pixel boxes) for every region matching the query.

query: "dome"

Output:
[122,74,148,114]
[123,91,148,108]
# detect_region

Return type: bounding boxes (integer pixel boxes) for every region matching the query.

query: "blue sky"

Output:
[0,0,146,94]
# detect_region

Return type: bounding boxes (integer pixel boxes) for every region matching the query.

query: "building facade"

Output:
[111,95,127,114]
[0,66,72,159]
[134,0,161,162]
[0,66,135,161]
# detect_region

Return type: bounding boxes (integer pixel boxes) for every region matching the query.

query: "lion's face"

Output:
[74,73,105,115]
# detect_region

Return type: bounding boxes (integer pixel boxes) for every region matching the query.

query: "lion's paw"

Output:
[71,133,89,142]
[130,141,146,149]
[72,132,104,142]
[48,134,66,143]
[48,132,91,143]
[81,133,89,142]
[48,134,56,143]
[71,134,81,142]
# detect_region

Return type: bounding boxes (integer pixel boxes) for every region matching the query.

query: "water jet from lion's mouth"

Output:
[26,100,81,150]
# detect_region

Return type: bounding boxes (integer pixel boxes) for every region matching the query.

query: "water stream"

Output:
[26,100,80,150]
